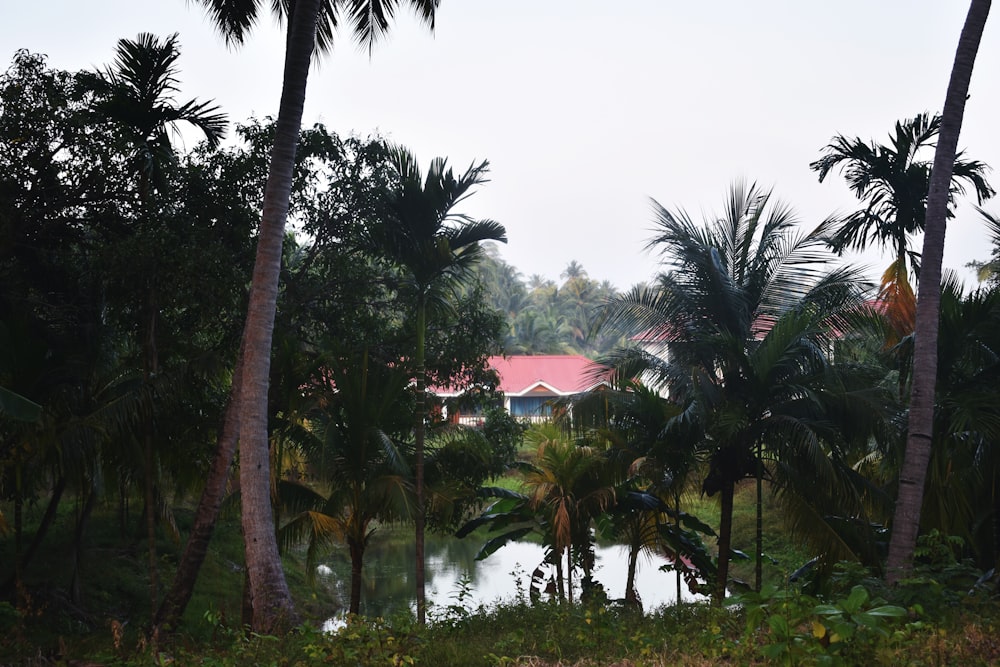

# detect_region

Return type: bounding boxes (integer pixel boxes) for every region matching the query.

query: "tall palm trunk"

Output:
[143,285,159,619]
[155,354,243,630]
[414,300,428,624]
[714,481,734,604]
[886,0,991,582]
[237,0,320,632]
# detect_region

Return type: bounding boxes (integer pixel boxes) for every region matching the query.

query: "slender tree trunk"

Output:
[566,544,573,604]
[143,285,160,618]
[886,0,991,583]
[349,539,364,616]
[625,543,639,608]
[755,442,763,592]
[993,468,1000,573]
[714,481,734,604]
[237,0,319,633]
[675,492,682,605]
[13,479,22,604]
[143,424,158,616]
[155,355,244,630]
[414,302,428,623]
[119,478,129,538]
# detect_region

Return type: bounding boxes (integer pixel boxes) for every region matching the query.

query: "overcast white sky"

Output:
[4,1,999,290]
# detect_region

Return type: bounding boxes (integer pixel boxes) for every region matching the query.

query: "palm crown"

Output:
[94,33,227,196]
[195,0,438,54]
[811,112,993,268]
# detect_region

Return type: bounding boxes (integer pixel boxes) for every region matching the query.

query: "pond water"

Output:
[317,527,706,628]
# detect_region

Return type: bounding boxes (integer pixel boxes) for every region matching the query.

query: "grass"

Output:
[27,590,1000,666]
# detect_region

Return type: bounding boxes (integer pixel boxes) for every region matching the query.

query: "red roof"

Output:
[487,355,608,396]
[430,355,610,397]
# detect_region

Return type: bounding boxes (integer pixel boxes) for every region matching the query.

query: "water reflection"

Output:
[317,527,706,625]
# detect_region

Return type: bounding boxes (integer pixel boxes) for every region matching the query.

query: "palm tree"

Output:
[456,425,615,604]
[280,348,412,615]
[94,32,226,618]
[887,0,993,581]
[524,434,615,604]
[597,181,873,602]
[168,0,439,634]
[810,112,993,347]
[370,144,506,623]
[561,261,587,281]
[95,33,226,197]
[571,381,713,607]
[508,309,569,355]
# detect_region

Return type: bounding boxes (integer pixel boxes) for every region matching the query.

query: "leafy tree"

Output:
[0,50,255,619]
[0,51,128,603]
[474,255,624,357]
[523,432,615,603]
[93,33,226,197]
[423,405,522,532]
[887,0,992,583]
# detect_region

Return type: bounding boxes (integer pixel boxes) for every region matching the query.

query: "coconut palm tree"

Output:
[165,0,439,633]
[369,144,505,623]
[810,112,993,347]
[597,181,875,602]
[887,0,992,584]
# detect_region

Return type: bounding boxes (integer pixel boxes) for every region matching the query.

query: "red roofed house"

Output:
[436,354,610,424]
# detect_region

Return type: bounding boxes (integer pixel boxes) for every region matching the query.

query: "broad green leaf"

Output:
[813,603,841,616]
[767,614,789,638]
[867,604,906,618]
[844,585,868,613]
[475,527,534,560]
